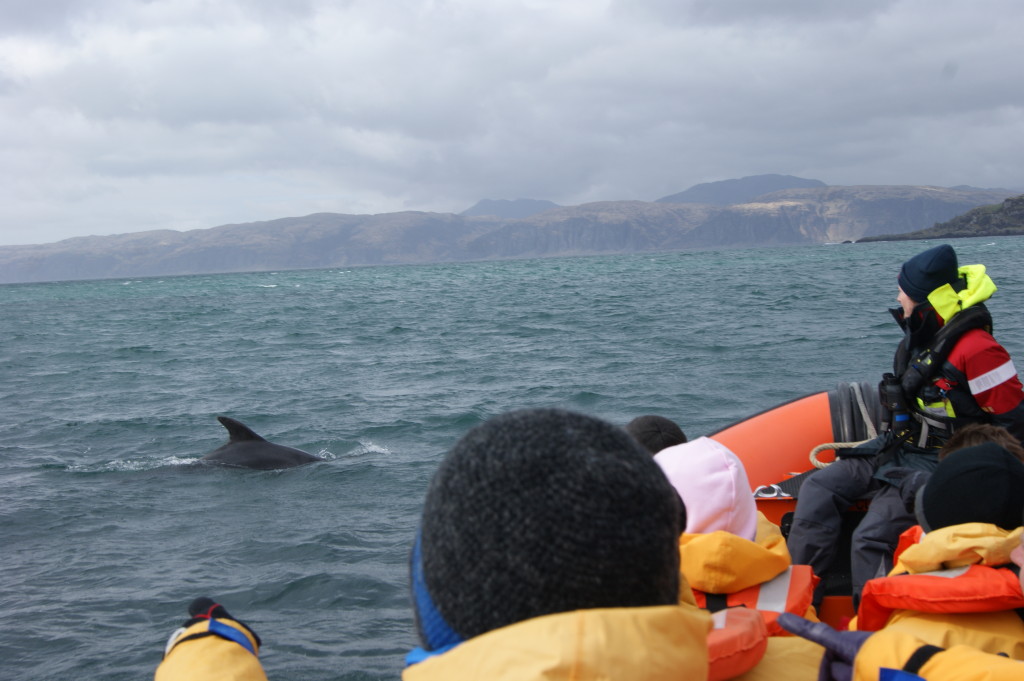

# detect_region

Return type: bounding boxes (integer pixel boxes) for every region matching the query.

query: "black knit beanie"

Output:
[897,244,960,303]
[918,442,1024,532]
[413,408,683,648]
[625,414,688,454]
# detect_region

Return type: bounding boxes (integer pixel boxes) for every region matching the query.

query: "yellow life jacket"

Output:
[155,617,267,681]
[854,627,1024,681]
[402,604,712,681]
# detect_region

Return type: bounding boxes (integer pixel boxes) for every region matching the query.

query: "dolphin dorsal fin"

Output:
[217,416,267,442]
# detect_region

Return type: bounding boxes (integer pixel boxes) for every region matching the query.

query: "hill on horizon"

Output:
[460,198,561,219]
[0,181,1016,284]
[858,194,1024,242]
[656,174,827,205]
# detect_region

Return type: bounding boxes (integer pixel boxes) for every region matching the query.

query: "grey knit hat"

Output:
[412,408,683,649]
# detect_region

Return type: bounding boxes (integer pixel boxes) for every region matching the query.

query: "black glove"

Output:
[777,613,872,681]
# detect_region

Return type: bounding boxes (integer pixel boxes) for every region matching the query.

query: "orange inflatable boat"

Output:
[709,381,883,627]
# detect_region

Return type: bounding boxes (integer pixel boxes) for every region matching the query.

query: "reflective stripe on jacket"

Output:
[901,264,1024,444]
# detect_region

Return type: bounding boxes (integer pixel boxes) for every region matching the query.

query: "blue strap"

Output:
[208,618,258,656]
[880,669,925,681]
[405,642,459,666]
[408,531,463,663]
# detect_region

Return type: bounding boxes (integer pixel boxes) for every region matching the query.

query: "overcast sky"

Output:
[1,0,1022,246]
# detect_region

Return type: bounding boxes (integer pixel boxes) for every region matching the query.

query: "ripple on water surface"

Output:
[4,239,1024,679]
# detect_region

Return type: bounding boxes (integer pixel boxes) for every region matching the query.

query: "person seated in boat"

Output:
[656,436,826,680]
[156,598,267,681]
[788,244,1024,610]
[625,413,688,454]
[779,453,1024,681]
[854,443,1024,659]
[891,424,1024,560]
[778,611,1024,681]
[404,408,713,680]
[657,437,820,629]
[938,423,1024,461]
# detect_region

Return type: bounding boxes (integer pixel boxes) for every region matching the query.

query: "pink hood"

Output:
[655,437,758,541]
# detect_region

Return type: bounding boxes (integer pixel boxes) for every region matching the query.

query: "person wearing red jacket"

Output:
[788,244,1024,609]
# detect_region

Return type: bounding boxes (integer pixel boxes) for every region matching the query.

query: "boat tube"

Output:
[709,381,883,626]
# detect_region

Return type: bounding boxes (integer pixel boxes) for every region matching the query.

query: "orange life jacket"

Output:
[893,524,925,565]
[858,563,1024,631]
[692,565,819,636]
[706,606,769,681]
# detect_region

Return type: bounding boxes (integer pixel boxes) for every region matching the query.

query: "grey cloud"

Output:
[0,0,88,35]
[611,0,897,26]
[1,0,1023,246]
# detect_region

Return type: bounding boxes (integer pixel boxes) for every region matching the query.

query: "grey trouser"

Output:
[787,456,919,609]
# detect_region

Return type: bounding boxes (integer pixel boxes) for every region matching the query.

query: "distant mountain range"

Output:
[1,176,1019,284]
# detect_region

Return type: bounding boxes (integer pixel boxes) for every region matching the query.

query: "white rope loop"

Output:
[809,383,879,469]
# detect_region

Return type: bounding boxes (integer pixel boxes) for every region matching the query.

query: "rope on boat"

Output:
[809,440,872,468]
[809,382,880,469]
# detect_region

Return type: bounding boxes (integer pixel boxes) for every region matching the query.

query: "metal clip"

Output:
[753,484,789,499]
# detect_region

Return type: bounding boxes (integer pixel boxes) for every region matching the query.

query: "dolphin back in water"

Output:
[201,416,324,469]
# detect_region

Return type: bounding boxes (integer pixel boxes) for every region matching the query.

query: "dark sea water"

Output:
[2,237,1023,680]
